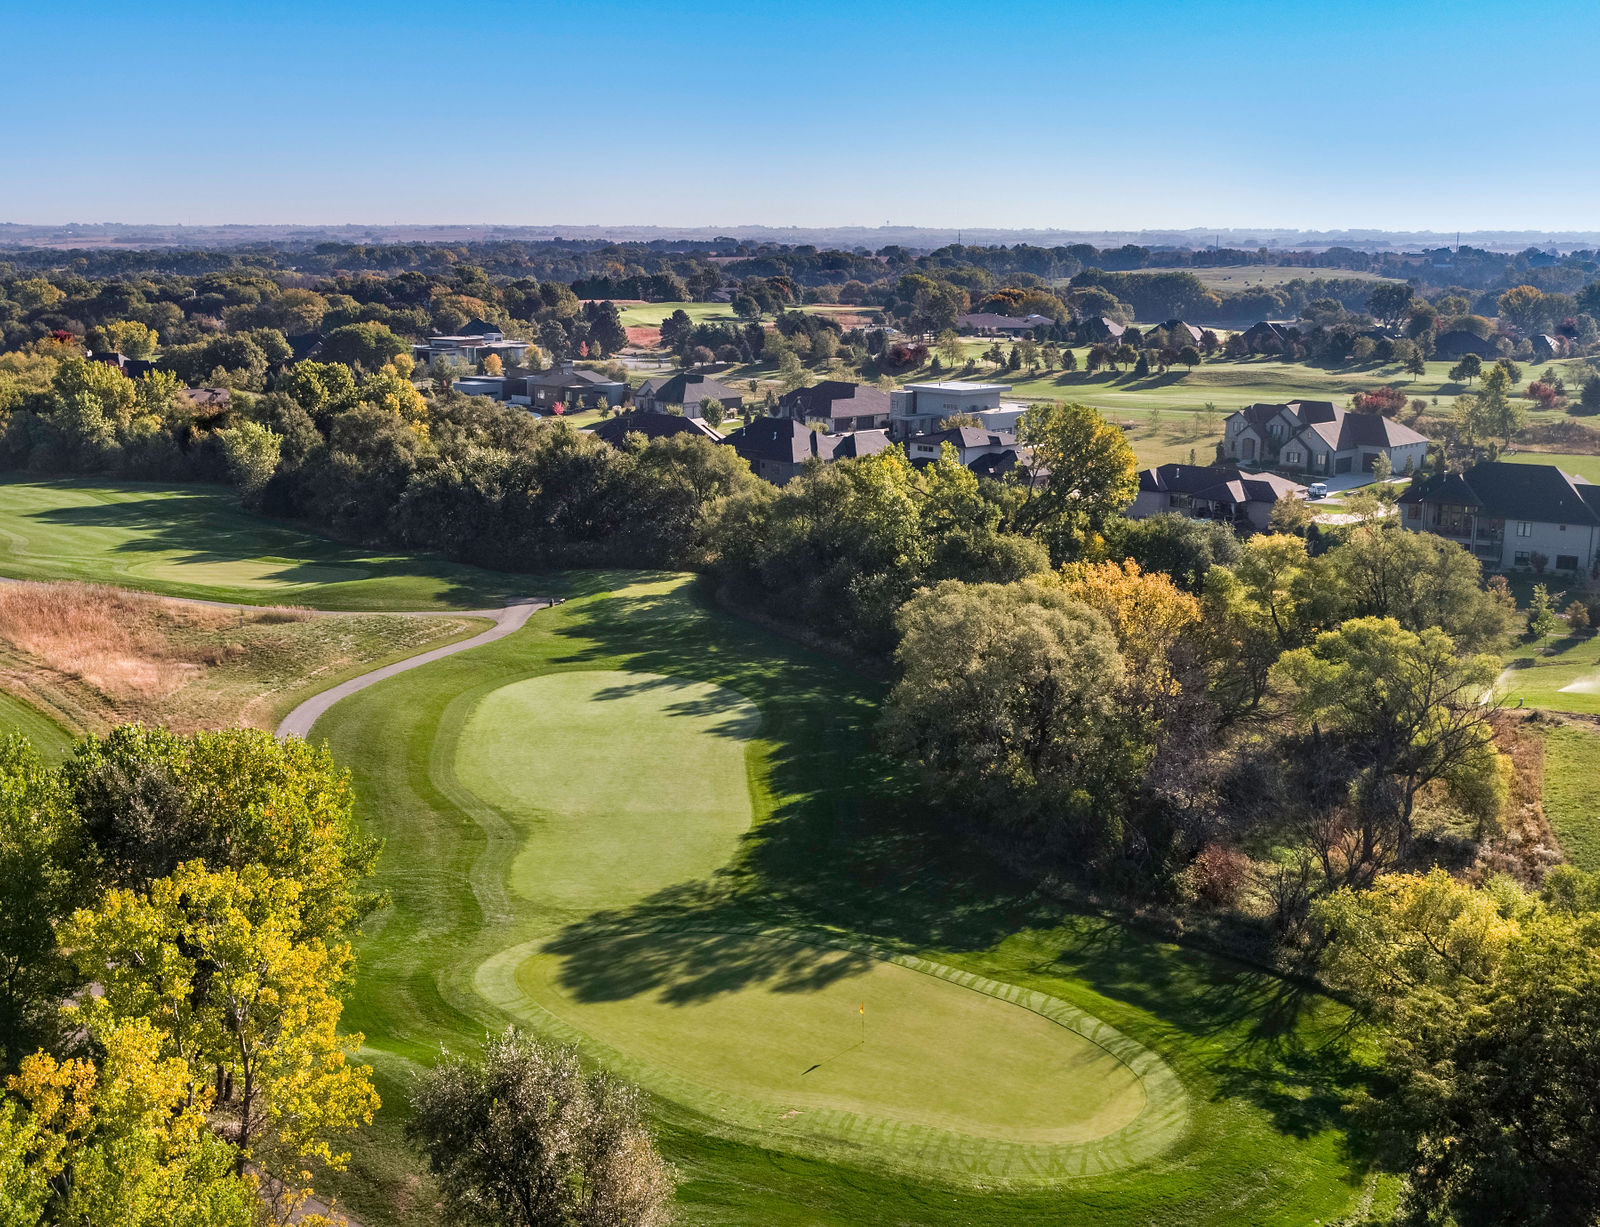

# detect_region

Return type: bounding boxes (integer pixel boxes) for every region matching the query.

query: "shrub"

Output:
[1175,844,1250,909]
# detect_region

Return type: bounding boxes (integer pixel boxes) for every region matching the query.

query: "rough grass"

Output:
[315,571,1385,1227]
[0,581,486,736]
[0,477,520,610]
[1541,722,1600,871]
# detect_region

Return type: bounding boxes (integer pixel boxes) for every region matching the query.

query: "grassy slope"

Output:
[0,690,74,763]
[317,572,1380,1226]
[0,477,523,610]
[1540,723,1600,871]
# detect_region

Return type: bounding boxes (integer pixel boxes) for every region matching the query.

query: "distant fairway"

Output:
[450,668,1179,1180]
[0,478,515,610]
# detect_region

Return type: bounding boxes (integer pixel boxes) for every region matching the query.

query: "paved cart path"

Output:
[275,597,550,740]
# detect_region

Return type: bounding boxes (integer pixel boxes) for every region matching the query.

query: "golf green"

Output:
[447,668,1185,1181]
[453,671,760,914]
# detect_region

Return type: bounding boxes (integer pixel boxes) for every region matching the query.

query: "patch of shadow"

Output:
[543,910,874,1007]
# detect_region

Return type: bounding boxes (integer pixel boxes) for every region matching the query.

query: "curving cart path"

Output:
[275,596,551,740]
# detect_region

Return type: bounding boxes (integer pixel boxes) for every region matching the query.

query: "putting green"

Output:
[452,670,762,914]
[448,668,1188,1181]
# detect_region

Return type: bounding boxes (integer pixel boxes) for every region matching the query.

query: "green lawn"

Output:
[0,691,74,763]
[1541,723,1600,872]
[314,572,1384,1225]
[0,478,523,610]
[1499,633,1600,714]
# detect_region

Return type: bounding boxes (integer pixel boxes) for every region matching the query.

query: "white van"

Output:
[1306,482,1328,500]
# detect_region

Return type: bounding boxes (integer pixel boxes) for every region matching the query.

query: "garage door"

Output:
[1335,456,1354,474]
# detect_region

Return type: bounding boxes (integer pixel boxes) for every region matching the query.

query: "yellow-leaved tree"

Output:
[63,861,378,1222]
[0,1018,253,1226]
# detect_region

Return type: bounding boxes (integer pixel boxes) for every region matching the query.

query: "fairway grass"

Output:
[0,477,519,610]
[1541,723,1600,872]
[318,574,1382,1225]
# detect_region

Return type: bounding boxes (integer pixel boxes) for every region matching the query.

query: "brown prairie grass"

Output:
[0,581,477,737]
[0,582,306,701]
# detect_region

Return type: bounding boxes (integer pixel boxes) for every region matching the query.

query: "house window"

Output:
[1514,550,1532,567]
[1284,450,1301,465]
[1517,521,1533,537]
[1557,555,1580,571]
[1407,504,1420,520]
[1316,454,1327,468]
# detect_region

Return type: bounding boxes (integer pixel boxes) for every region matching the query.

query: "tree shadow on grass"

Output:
[536,580,1061,1006]
[1047,915,1372,1144]
[537,577,1375,1154]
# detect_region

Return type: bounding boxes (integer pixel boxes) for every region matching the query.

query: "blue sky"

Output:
[3,0,1597,231]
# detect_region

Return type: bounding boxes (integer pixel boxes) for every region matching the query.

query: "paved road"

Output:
[275,597,550,740]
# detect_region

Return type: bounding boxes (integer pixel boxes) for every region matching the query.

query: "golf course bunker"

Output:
[452,670,763,914]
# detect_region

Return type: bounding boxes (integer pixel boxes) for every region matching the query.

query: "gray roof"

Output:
[777,380,890,421]
[1398,462,1600,525]
[591,410,722,446]
[637,371,744,406]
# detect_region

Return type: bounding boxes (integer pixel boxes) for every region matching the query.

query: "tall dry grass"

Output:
[0,582,305,701]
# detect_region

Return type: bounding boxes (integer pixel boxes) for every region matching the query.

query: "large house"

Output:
[1078,316,1127,343]
[777,381,891,432]
[721,418,891,484]
[634,371,744,418]
[1398,462,1600,575]
[1129,463,1307,532]
[1222,400,1428,477]
[411,320,531,368]
[906,426,1022,470]
[956,312,1055,334]
[519,364,626,410]
[887,380,1013,439]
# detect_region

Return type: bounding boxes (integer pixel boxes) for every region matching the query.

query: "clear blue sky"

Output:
[4,0,1596,231]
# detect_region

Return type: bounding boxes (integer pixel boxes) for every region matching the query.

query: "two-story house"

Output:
[1223,400,1428,477]
[1398,462,1600,575]
[777,381,891,432]
[1129,463,1306,532]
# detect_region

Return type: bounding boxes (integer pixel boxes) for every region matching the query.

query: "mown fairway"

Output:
[315,573,1384,1225]
[0,478,516,610]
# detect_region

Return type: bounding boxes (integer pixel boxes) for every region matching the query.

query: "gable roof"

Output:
[1293,409,1428,452]
[777,380,890,420]
[590,410,722,446]
[527,366,622,389]
[460,318,500,337]
[827,430,893,460]
[637,370,743,406]
[722,416,829,465]
[1398,462,1600,525]
[913,426,1017,451]
[1159,319,1205,343]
